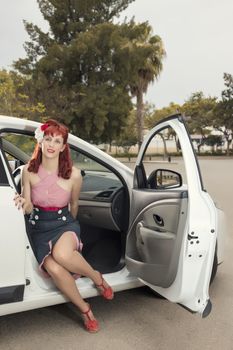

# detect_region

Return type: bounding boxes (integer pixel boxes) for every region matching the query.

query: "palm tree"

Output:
[127,22,166,149]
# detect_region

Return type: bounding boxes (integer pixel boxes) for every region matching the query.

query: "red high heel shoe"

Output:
[96,273,114,300]
[82,304,99,333]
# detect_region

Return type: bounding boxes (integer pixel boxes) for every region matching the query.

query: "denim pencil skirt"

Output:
[28,206,82,276]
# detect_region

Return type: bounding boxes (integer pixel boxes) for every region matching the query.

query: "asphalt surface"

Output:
[0,158,233,350]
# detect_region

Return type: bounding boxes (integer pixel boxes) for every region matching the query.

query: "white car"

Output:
[0,114,225,318]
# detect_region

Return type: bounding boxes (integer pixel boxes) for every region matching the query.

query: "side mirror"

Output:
[148,169,182,189]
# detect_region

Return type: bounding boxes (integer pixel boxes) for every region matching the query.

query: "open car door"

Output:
[125,114,217,317]
[0,145,26,305]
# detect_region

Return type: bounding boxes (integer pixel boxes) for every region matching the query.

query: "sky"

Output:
[0,0,232,108]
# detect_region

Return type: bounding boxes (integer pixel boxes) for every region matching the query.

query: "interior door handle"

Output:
[153,214,164,227]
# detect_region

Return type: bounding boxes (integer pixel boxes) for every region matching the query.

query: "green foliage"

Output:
[120,20,166,147]
[0,70,16,116]
[181,92,217,133]
[213,73,233,155]
[145,102,181,128]
[21,21,135,140]
[180,92,217,151]
[114,108,137,152]
[0,69,45,119]
[144,75,233,156]
[14,1,141,141]
[222,73,233,102]
[214,73,233,130]
[123,21,166,95]
[204,134,222,148]
[14,0,166,144]
[37,0,135,43]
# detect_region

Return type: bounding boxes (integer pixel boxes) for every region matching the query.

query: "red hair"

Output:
[28,119,73,179]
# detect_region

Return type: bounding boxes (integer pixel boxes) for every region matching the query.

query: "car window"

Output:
[2,134,36,157]
[70,149,123,197]
[0,133,34,171]
[142,126,187,185]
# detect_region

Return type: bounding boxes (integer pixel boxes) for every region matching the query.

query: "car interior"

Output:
[1,124,192,290]
[1,136,130,275]
[0,122,218,292]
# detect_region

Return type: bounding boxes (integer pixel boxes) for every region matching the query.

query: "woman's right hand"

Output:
[13,193,27,214]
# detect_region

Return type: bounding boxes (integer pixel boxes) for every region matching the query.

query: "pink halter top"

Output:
[31,165,71,208]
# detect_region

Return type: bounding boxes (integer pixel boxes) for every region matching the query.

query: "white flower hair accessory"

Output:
[34,123,49,143]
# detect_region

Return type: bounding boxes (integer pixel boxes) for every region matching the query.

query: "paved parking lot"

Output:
[0,158,233,350]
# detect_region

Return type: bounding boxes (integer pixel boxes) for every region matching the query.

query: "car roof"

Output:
[0,115,39,131]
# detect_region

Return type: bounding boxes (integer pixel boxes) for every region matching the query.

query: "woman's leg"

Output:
[43,255,96,322]
[52,232,111,290]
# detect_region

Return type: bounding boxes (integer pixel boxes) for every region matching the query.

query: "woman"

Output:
[14,119,113,333]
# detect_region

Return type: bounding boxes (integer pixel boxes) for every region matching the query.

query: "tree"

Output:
[204,135,223,152]
[14,1,166,144]
[114,108,137,153]
[17,0,135,67]
[37,0,135,43]
[0,69,45,119]
[213,73,233,155]
[181,92,217,152]
[0,70,16,116]
[122,21,166,148]
[145,102,181,129]
[14,0,135,141]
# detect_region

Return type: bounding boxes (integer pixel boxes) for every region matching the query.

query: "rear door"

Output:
[0,141,26,304]
[126,114,217,317]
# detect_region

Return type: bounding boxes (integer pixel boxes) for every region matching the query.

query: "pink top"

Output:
[31,165,71,208]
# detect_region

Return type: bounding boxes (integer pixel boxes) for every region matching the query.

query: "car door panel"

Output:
[78,200,120,231]
[126,115,217,316]
[129,188,185,217]
[127,190,188,287]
